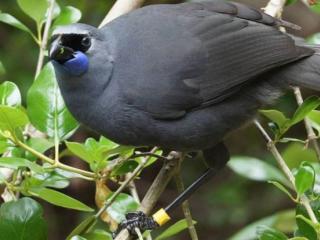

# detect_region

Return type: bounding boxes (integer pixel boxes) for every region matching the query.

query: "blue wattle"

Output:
[63,51,89,76]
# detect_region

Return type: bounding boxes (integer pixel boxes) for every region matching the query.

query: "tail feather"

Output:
[273,36,320,91]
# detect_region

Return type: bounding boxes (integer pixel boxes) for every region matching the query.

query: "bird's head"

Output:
[49,23,104,76]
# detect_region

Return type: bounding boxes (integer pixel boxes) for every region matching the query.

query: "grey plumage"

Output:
[50,0,320,151]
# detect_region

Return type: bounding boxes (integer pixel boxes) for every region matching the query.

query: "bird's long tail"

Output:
[276,39,320,91]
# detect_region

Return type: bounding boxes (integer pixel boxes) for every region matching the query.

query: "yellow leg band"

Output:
[152,208,171,226]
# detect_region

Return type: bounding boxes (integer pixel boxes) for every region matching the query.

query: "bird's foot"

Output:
[113,211,158,238]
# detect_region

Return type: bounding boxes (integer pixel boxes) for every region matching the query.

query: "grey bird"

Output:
[49,0,320,235]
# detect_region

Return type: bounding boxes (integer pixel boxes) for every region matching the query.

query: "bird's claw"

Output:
[113,211,158,238]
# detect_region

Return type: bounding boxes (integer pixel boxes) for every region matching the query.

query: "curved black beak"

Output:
[49,36,75,63]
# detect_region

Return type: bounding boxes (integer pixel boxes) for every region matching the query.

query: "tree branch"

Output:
[35,0,56,78]
[254,120,318,224]
[114,151,182,240]
[98,0,145,28]
[264,0,320,161]
[174,168,198,240]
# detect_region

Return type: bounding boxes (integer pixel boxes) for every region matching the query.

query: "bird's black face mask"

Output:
[49,34,91,76]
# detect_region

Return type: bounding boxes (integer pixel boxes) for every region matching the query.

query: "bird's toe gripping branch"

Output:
[113,209,171,238]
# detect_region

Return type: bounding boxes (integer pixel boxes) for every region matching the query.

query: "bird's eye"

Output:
[81,37,91,48]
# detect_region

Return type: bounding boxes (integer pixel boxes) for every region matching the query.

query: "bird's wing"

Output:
[110,1,313,120]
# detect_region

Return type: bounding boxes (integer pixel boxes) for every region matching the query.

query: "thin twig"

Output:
[114,151,182,240]
[292,87,320,160]
[174,165,198,240]
[254,120,318,224]
[98,0,145,28]
[263,0,286,18]
[264,0,320,161]
[16,139,96,179]
[95,148,158,218]
[35,0,56,78]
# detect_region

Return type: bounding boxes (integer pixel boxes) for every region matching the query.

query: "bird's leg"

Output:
[113,142,229,238]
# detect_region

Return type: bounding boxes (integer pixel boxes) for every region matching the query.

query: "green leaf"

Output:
[71,236,87,240]
[307,33,320,44]
[0,138,11,154]
[17,0,48,24]
[269,181,296,201]
[289,238,308,240]
[106,193,139,223]
[291,96,320,125]
[67,215,98,240]
[260,110,289,128]
[0,61,5,76]
[23,171,70,190]
[0,13,34,38]
[27,62,79,140]
[0,106,29,132]
[307,110,320,135]
[111,160,139,176]
[294,162,315,196]
[0,157,44,173]
[310,4,320,14]
[282,143,318,169]
[257,226,288,240]
[228,156,288,185]
[26,137,54,161]
[66,141,94,164]
[155,219,197,240]
[31,188,93,212]
[83,229,112,240]
[0,81,21,106]
[296,202,320,240]
[0,197,47,240]
[286,0,298,5]
[53,6,81,26]
[230,210,295,240]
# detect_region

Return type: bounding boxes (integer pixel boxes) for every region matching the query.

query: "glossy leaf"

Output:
[23,171,70,190]
[27,62,79,139]
[0,138,11,154]
[111,160,139,176]
[32,187,93,212]
[260,110,289,128]
[294,162,315,196]
[53,6,81,26]
[230,210,295,240]
[26,137,54,161]
[0,197,47,240]
[67,215,97,240]
[228,156,288,185]
[0,106,29,132]
[307,110,320,135]
[66,141,94,163]
[257,226,288,240]
[282,143,318,169]
[291,96,320,125]
[0,81,21,106]
[296,202,320,239]
[0,157,44,173]
[17,0,48,24]
[106,193,139,223]
[155,219,197,240]
[0,12,35,38]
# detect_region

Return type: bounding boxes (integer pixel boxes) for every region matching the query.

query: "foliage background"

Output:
[1,0,320,240]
